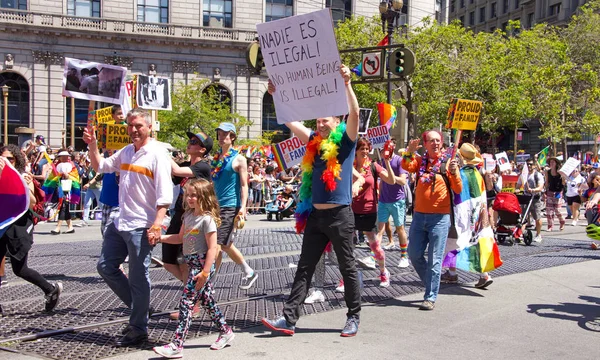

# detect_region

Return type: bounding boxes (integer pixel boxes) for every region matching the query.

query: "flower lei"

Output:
[211,148,239,180]
[418,151,443,184]
[356,157,372,177]
[294,122,346,234]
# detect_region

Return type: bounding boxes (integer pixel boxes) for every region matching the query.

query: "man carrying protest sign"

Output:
[262,65,363,337]
[83,108,172,347]
[401,130,462,310]
[211,123,257,290]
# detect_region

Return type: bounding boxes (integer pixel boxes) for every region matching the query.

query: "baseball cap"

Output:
[35,135,45,144]
[593,163,600,169]
[186,131,214,154]
[216,122,236,135]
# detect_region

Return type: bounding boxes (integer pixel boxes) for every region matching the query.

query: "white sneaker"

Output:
[74,220,88,227]
[304,290,325,304]
[335,280,345,293]
[210,328,235,350]
[572,220,578,226]
[153,343,183,358]
[357,256,376,270]
[382,243,395,250]
[533,235,543,243]
[398,257,410,268]
[379,269,390,288]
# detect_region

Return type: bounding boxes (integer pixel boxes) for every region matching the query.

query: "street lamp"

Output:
[2,85,9,145]
[379,0,403,105]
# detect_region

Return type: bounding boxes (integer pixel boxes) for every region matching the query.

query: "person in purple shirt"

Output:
[377,138,410,267]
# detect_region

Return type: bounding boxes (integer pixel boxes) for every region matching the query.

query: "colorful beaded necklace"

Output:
[294,122,346,233]
[211,147,238,180]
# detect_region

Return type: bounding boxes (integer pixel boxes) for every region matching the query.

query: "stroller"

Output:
[493,192,535,246]
[265,185,297,221]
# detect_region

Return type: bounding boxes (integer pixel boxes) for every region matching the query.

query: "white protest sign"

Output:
[366,125,390,149]
[257,9,348,124]
[495,152,511,172]
[122,80,133,114]
[559,157,581,177]
[482,153,496,172]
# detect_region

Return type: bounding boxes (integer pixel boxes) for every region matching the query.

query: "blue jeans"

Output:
[408,212,450,302]
[83,188,103,221]
[97,223,152,333]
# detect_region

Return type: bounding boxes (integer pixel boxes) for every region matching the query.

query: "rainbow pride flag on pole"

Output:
[0,161,30,231]
[443,229,504,273]
[42,163,81,204]
[377,103,397,130]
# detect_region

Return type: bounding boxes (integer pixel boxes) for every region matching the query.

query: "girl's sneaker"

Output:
[210,328,235,350]
[153,343,183,359]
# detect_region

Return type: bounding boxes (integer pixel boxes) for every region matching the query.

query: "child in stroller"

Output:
[265,185,297,221]
[493,192,535,246]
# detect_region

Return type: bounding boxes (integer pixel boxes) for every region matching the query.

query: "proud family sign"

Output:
[256,9,348,124]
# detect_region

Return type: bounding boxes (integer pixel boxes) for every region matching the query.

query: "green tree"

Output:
[157,78,252,151]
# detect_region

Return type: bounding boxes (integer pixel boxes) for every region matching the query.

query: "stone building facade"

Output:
[0,0,380,149]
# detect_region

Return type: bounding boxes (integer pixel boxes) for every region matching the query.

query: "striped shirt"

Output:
[98,140,173,231]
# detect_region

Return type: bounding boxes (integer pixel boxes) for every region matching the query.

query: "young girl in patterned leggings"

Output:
[153,179,234,358]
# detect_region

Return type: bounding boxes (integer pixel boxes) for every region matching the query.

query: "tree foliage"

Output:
[157,78,252,151]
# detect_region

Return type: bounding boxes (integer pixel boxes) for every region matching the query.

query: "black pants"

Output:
[283,205,361,325]
[0,242,54,295]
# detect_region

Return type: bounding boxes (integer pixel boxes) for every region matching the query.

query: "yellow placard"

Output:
[445,98,482,131]
[96,106,114,125]
[103,123,131,150]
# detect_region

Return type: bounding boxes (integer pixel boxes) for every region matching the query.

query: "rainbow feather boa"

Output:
[42,162,81,204]
[294,123,346,233]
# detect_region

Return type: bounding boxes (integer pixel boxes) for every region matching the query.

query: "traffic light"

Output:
[390,49,406,76]
[246,41,264,75]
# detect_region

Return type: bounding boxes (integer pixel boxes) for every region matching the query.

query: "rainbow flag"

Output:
[42,162,81,204]
[377,103,397,130]
[0,161,30,230]
[449,166,488,250]
[443,233,503,273]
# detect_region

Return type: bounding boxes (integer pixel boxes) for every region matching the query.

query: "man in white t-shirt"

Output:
[518,160,545,242]
[565,168,586,226]
[83,108,173,347]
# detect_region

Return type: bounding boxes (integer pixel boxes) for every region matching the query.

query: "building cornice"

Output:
[0,8,257,49]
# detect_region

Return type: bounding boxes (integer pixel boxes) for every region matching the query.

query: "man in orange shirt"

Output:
[401,130,462,310]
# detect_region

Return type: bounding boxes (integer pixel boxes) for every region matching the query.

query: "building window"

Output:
[460,0,464,8]
[479,7,485,23]
[0,72,30,145]
[138,0,168,23]
[326,0,352,25]
[514,0,519,9]
[266,0,293,22]
[549,3,561,16]
[501,21,508,31]
[469,11,475,26]
[450,0,455,12]
[68,0,101,17]
[262,93,290,143]
[459,15,465,25]
[0,0,26,9]
[503,0,508,13]
[526,12,534,28]
[203,0,233,28]
[202,84,232,111]
[470,0,474,4]
[490,26,496,32]
[491,2,497,18]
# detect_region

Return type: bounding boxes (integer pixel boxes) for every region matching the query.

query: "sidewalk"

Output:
[96,259,600,360]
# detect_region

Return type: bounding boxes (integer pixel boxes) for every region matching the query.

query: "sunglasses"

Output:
[188,138,201,146]
[5,156,14,161]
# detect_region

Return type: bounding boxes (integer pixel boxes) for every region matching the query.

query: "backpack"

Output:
[30,178,47,225]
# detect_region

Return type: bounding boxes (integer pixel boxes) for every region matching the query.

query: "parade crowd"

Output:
[2,65,600,359]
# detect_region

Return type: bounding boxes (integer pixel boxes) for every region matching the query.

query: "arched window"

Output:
[0,72,30,145]
[262,92,289,143]
[202,84,232,111]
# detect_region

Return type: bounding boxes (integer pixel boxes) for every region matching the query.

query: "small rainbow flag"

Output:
[42,163,81,204]
[0,161,30,230]
[377,103,397,130]
[443,234,503,273]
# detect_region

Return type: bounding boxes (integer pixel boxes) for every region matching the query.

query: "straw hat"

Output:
[458,143,483,165]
